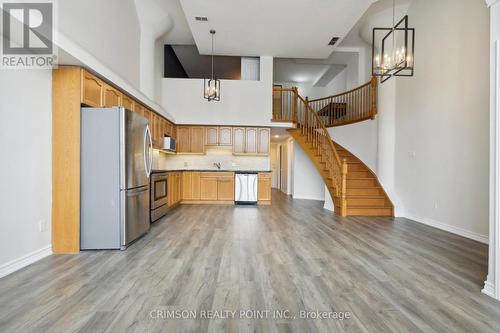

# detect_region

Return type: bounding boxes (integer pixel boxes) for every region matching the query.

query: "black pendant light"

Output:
[372,0,415,83]
[204,29,220,101]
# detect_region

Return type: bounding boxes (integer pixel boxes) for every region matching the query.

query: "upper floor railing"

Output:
[307,77,377,127]
[272,77,377,127]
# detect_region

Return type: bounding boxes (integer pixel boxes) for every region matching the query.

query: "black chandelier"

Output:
[372,0,415,83]
[203,29,220,101]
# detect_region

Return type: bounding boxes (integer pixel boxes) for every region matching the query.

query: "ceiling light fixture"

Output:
[372,0,415,83]
[203,29,220,102]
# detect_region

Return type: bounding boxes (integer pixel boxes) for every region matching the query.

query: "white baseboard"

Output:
[292,194,324,201]
[404,214,489,244]
[482,281,497,299]
[0,245,52,279]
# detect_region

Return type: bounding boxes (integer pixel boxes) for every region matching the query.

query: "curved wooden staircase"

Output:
[273,78,394,217]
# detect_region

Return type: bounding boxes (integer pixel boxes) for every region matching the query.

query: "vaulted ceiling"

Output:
[175,0,376,58]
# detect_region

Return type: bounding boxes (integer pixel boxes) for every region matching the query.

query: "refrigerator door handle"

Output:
[144,125,153,178]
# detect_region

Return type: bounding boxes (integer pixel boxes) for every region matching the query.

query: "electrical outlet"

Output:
[184,161,188,167]
[38,219,47,232]
[231,162,236,167]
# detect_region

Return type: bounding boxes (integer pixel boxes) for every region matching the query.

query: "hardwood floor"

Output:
[0,190,499,332]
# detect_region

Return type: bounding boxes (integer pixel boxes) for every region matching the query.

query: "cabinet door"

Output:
[121,95,135,111]
[258,173,272,201]
[233,127,245,154]
[192,172,201,200]
[167,174,175,207]
[190,127,205,153]
[176,173,182,204]
[177,126,191,153]
[245,128,258,154]
[103,84,121,107]
[257,128,270,155]
[81,70,103,107]
[219,127,232,146]
[182,172,193,200]
[217,177,234,201]
[200,177,218,200]
[134,104,144,116]
[205,127,218,146]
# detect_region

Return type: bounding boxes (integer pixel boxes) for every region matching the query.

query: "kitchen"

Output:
[58,67,272,251]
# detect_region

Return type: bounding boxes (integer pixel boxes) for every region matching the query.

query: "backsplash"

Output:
[152,147,270,171]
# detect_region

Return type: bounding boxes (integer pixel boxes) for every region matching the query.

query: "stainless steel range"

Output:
[151,171,169,222]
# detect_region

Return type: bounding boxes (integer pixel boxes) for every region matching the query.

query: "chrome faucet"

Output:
[213,162,221,170]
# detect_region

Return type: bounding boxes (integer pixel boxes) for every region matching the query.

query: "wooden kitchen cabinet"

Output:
[257,128,270,155]
[134,103,144,116]
[103,83,121,107]
[232,127,270,156]
[205,127,218,146]
[233,127,246,154]
[198,172,234,202]
[182,172,201,201]
[121,94,134,111]
[219,127,232,146]
[205,126,232,147]
[217,176,234,201]
[168,172,182,207]
[81,70,103,107]
[245,128,258,154]
[177,126,205,154]
[258,172,272,204]
[200,176,218,200]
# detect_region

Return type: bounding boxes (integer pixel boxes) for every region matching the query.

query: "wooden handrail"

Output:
[306,77,378,127]
[308,79,374,102]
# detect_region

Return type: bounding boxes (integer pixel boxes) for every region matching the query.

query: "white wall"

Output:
[292,143,325,201]
[161,57,274,126]
[0,70,52,275]
[388,0,490,240]
[58,0,141,86]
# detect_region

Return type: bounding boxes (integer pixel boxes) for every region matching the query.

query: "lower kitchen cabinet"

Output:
[200,176,218,201]
[168,172,182,207]
[258,172,272,204]
[182,172,201,201]
[184,172,235,203]
[217,175,234,201]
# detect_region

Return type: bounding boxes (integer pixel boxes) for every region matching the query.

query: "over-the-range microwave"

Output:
[163,136,176,151]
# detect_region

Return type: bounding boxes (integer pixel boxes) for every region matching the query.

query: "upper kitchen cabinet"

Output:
[134,104,144,116]
[81,70,103,107]
[233,127,270,156]
[205,127,218,146]
[219,127,232,146]
[177,126,205,154]
[233,127,245,154]
[103,84,121,107]
[245,128,258,154]
[121,94,134,111]
[257,128,270,155]
[206,126,232,147]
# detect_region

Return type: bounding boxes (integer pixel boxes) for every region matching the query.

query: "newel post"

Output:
[341,158,348,217]
[371,76,378,118]
[293,87,299,123]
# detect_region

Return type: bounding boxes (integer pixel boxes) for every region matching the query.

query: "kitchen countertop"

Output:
[151,169,271,174]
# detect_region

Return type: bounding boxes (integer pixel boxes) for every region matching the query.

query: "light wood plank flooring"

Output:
[0,190,499,332]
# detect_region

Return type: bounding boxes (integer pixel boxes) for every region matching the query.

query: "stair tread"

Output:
[347,205,393,209]
[346,195,386,199]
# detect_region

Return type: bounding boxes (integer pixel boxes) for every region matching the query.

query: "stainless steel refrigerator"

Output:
[81,107,153,250]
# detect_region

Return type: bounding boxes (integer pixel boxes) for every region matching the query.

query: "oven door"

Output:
[151,174,168,209]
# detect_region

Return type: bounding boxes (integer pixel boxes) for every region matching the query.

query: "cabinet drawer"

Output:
[201,172,234,178]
